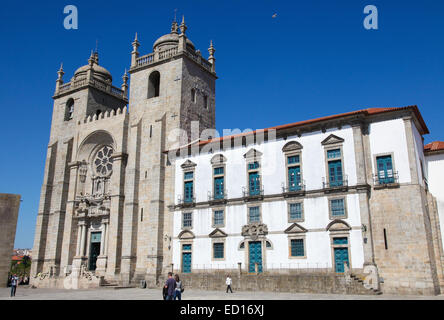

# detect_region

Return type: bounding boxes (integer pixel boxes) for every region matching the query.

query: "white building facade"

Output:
[171,107,444,295]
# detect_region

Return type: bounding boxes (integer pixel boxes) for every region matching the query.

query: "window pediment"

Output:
[282,141,303,152]
[244,148,263,160]
[321,134,344,146]
[326,219,351,232]
[178,230,195,240]
[284,223,307,234]
[209,228,228,238]
[211,154,227,165]
[181,160,197,169]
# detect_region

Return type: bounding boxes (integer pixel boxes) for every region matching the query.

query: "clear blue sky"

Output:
[1,0,443,249]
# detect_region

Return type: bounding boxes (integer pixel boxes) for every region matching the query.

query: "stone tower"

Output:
[127,17,217,286]
[30,17,216,288]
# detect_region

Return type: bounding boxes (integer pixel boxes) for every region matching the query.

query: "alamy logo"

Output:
[363,5,378,30]
[63,5,78,30]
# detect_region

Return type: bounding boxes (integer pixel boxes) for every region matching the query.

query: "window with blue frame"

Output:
[248,162,260,170]
[183,212,192,228]
[376,155,394,184]
[327,149,341,159]
[213,210,224,226]
[290,239,305,257]
[184,171,194,180]
[287,155,301,191]
[330,198,345,217]
[184,181,194,202]
[183,171,194,203]
[249,206,260,223]
[249,172,261,195]
[182,244,192,251]
[213,243,224,259]
[327,148,343,187]
[213,167,225,199]
[289,203,303,221]
[333,237,348,245]
[288,155,300,165]
[214,167,224,175]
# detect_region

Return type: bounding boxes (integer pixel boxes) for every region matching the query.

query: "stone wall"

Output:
[370,184,443,295]
[177,272,375,295]
[0,194,21,287]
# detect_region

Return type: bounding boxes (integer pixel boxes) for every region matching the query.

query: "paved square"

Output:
[1,286,444,300]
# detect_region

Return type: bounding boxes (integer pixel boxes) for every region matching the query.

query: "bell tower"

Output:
[123,17,217,286]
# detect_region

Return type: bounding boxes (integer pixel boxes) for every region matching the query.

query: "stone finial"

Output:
[171,21,179,34]
[132,32,140,52]
[57,63,65,80]
[208,40,216,73]
[208,40,215,57]
[179,15,187,34]
[87,51,95,81]
[55,63,65,93]
[121,69,129,96]
[131,33,140,68]
[88,50,95,66]
[93,51,99,64]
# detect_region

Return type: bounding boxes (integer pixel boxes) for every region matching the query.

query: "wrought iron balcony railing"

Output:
[282,180,306,194]
[242,186,264,198]
[177,195,196,206]
[207,191,228,202]
[373,171,399,186]
[322,175,348,189]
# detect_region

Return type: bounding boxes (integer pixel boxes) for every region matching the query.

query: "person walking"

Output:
[10,274,18,297]
[173,274,184,300]
[225,274,233,293]
[164,272,176,300]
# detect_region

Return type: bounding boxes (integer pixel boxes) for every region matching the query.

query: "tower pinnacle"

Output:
[131,32,141,68]
[179,15,187,34]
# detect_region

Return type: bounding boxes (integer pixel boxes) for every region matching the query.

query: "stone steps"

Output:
[349,274,383,295]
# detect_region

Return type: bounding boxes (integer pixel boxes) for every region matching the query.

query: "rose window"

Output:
[94,146,113,176]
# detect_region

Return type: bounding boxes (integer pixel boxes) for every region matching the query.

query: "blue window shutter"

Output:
[213,243,224,259]
[214,210,224,225]
[288,166,301,191]
[184,181,193,202]
[249,172,260,195]
[331,199,345,217]
[291,239,304,257]
[328,160,343,187]
[290,203,302,220]
[377,156,394,184]
[249,206,260,222]
[214,177,224,199]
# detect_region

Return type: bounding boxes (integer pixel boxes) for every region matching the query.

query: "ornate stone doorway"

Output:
[89,232,102,271]
[248,241,263,273]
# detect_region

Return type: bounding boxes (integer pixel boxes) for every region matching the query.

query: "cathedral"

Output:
[31,18,444,295]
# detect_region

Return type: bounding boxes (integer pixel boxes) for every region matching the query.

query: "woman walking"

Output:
[174,274,184,300]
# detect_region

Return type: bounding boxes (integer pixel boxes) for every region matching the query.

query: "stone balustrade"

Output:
[56,77,127,100]
[134,46,213,73]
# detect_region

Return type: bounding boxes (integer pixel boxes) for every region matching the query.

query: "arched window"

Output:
[65,98,74,121]
[148,71,160,98]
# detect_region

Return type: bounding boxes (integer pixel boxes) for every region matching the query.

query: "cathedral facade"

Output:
[31,18,216,289]
[31,18,444,295]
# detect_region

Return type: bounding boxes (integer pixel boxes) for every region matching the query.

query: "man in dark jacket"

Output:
[164,272,176,300]
[10,274,18,297]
